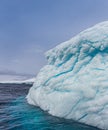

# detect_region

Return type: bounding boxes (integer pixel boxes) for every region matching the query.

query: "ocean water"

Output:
[0,83,101,130]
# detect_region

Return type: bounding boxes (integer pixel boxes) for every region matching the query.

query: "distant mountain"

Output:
[0,70,35,84]
[0,76,35,84]
[0,70,35,78]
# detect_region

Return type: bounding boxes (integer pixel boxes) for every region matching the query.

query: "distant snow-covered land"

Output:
[0,74,35,84]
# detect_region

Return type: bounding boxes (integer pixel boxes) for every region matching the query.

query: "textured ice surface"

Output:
[27,21,108,130]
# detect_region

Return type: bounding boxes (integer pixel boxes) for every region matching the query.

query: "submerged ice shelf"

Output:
[27,21,108,130]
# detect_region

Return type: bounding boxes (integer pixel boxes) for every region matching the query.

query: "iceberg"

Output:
[27,21,108,130]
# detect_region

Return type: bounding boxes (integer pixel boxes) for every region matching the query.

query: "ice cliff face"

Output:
[27,21,108,130]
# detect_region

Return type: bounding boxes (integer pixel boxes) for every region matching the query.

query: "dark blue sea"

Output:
[0,83,101,130]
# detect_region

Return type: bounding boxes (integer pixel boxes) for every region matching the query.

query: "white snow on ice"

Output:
[27,21,108,130]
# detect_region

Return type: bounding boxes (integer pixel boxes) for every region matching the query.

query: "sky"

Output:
[0,0,108,76]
